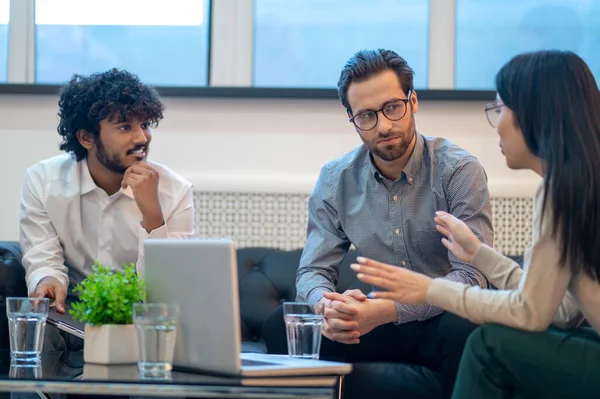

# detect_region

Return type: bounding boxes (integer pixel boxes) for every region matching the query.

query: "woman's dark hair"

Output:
[496,50,600,281]
[57,68,165,161]
[337,49,414,114]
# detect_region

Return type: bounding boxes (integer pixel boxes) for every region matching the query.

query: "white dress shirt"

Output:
[19,154,195,294]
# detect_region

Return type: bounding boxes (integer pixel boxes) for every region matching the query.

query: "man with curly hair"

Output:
[19,69,195,313]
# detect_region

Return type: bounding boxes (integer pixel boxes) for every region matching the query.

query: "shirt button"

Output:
[395,228,400,236]
[392,195,398,201]
[402,260,407,266]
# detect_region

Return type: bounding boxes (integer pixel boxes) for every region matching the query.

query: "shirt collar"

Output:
[368,133,425,184]
[80,158,97,195]
[121,186,135,199]
[367,151,381,181]
[402,132,424,185]
[80,158,135,199]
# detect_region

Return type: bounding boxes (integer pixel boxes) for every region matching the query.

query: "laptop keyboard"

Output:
[241,358,279,367]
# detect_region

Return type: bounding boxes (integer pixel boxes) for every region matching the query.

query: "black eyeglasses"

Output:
[349,91,412,131]
[485,102,505,128]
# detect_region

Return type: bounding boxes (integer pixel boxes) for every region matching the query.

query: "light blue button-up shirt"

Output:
[296,133,493,323]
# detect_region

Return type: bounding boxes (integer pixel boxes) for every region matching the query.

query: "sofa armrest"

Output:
[0,241,26,298]
[0,241,27,350]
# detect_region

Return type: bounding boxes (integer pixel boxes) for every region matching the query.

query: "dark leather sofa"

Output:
[0,241,524,398]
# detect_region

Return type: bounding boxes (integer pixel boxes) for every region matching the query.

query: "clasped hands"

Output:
[320,289,397,344]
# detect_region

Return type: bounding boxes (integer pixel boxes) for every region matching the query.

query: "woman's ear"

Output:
[76,130,95,150]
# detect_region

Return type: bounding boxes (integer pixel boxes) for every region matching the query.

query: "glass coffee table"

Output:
[0,349,339,399]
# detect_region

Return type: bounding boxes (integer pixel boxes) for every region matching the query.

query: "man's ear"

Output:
[76,130,95,150]
[346,109,361,133]
[410,90,419,114]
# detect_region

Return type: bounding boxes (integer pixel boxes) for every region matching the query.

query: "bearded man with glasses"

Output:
[264,49,493,399]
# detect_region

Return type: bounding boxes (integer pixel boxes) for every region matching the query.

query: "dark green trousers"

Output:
[452,324,600,398]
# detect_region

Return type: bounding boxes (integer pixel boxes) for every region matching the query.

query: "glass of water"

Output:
[9,364,42,379]
[133,303,178,377]
[283,302,325,360]
[6,297,49,366]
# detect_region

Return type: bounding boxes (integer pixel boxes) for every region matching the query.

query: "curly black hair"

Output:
[57,68,165,161]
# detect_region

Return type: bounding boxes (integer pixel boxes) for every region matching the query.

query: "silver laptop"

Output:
[47,298,85,339]
[144,238,352,378]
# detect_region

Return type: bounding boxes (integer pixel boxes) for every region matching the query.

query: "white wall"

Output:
[0,94,541,241]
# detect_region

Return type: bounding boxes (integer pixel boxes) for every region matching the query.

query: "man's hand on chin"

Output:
[320,289,398,345]
[122,162,164,233]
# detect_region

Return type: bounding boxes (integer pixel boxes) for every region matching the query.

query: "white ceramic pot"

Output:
[83,324,138,365]
[83,363,140,380]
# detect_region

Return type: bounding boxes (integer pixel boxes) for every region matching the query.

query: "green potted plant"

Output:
[70,262,146,365]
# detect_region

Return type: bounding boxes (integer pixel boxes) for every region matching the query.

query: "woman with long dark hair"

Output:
[350,50,600,397]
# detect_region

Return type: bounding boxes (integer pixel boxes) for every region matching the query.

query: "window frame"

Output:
[1,0,497,100]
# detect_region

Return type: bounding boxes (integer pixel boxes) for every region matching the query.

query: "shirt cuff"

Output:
[304,287,332,304]
[393,301,404,324]
[26,269,69,296]
[137,221,167,252]
[137,221,168,276]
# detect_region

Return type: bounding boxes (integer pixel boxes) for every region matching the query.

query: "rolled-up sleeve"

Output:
[296,166,351,303]
[20,168,69,294]
[136,184,195,278]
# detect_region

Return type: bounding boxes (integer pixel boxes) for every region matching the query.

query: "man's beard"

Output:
[365,114,416,162]
[95,138,128,174]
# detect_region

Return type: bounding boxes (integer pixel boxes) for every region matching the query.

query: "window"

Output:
[0,0,8,83]
[253,0,429,89]
[455,0,600,89]
[34,0,210,86]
